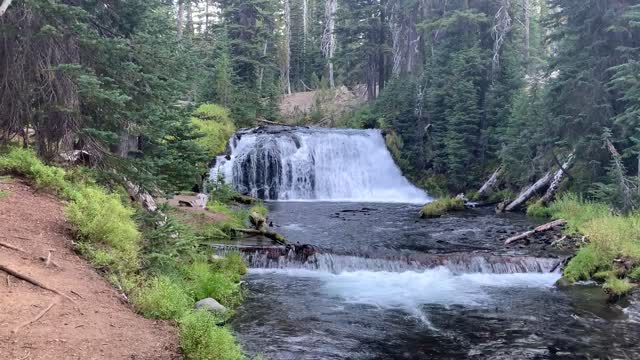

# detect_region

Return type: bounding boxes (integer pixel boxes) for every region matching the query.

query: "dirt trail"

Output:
[0,179,180,360]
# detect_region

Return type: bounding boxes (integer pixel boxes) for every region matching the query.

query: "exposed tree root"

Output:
[504,220,567,245]
[13,297,59,333]
[0,264,76,304]
[0,241,26,253]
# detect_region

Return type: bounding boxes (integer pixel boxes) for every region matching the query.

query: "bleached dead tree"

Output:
[177,0,184,40]
[523,0,530,62]
[0,0,13,16]
[284,0,292,94]
[491,0,512,76]
[388,0,421,76]
[322,0,337,88]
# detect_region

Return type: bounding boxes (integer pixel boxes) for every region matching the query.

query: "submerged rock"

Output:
[195,298,226,313]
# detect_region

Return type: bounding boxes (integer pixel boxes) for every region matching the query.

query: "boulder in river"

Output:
[194,298,226,313]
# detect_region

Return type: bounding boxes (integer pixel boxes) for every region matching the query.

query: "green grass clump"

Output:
[134,276,192,319]
[182,261,243,307]
[548,194,610,234]
[179,310,243,360]
[249,203,268,217]
[563,246,607,282]
[419,197,465,218]
[526,202,553,218]
[0,147,66,193]
[66,185,141,276]
[0,190,8,199]
[603,277,633,297]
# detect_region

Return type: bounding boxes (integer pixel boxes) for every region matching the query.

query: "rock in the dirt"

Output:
[194,298,226,313]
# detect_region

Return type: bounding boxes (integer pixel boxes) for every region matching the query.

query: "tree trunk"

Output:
[523,0,530,63]
[0,0,12,17]
[186,0,193,38]
[177,0,184,40]
[322,0,337,88]
[124,181,157,212]
[505,171,553,211]
[504,219,567,245]
[539,152,575,205]
[478,167,502,199]
[284,0,292,95]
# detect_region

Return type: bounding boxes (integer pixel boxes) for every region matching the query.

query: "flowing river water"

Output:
[211,127,640,359]
[227,203,640,359]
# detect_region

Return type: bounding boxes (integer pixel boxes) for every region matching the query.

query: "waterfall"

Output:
[210,127,430,203]
[214,245,563,275]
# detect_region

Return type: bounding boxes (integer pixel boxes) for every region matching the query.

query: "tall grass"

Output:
[419,197,465,218]
[0,147,66,193]
[551,194,640,295]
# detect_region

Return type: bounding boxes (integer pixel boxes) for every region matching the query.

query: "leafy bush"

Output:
[66,184,141,275]
[179,310,243,360]
[192,104,235,157]
[134,276,192,320]
[183,261,244,307]
[0,147,66,193]
[419,197,465,218]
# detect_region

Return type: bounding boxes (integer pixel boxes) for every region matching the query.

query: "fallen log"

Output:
[477,167,502,199]
[539,152,575,206]
[249,211,266,231]
[0,264,76,304]
[257,118,297,127]
[505,171,553,212]
[233,228,286,245]
[504,219,567,245]
[125,180,157,212]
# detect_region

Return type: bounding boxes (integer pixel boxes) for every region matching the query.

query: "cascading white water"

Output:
[210,127,430,203]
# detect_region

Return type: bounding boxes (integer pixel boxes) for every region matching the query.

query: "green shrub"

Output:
[0,147,66,193]
[212,252,247,279]
[526,202,553,218]
[66,184,141,274]
[603,277,633,297]
[134,276,192,320]
[0,190,8,199]
[179,310,244,360]
[563,246,608,282]
[183,261,243,307]
[192,104,235,157]
[419,197,465,218]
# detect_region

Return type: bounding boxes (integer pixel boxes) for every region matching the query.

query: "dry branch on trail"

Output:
[504,219,567,245]
[12,297,59,333]
[0,241,26,253]
[0,264,76,304]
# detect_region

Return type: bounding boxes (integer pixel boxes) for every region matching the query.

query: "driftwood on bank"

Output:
[478,167,502,199]
[505,171,553,211]
[257,118,297,127]
[504,219,567,245]
[539,152,575,206]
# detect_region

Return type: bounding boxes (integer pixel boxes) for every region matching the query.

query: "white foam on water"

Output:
[250,267,560,316]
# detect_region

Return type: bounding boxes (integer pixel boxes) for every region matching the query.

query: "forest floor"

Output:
[0,179,180,360]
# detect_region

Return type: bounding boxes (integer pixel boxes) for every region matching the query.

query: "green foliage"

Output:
[179,310,243,360]
[603,277,633,297]
[192,104,236,157]
[563,246,607,282]
[419,197,465,218]
[134,276,192,320]
[182,261,244,308]
[0,147,66,193]
[249,203,268,217]
[526,203,553,218]
[548,194,610,234]
[66,184,141,276]
[0,190,8,199]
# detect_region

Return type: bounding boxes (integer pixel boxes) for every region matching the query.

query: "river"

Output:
[229,203,640,359]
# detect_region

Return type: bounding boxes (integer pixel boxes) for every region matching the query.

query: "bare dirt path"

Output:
[0,179,180,360]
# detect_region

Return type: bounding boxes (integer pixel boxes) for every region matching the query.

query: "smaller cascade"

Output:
[214,245,563,275]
